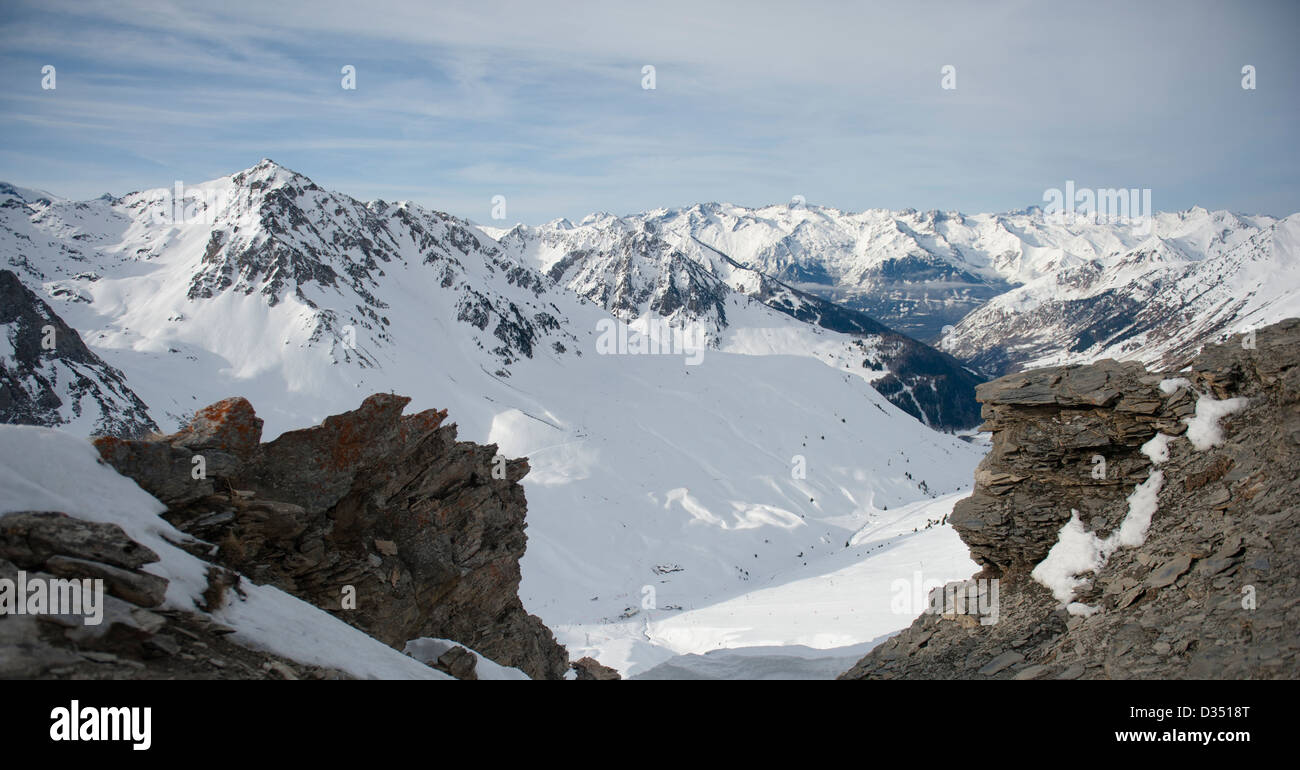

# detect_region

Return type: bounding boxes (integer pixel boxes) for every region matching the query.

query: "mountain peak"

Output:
[230,158,316,191]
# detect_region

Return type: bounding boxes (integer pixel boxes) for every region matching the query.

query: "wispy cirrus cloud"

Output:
[1,0,1297,223]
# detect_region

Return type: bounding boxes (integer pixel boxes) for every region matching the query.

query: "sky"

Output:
[1,0,1298,225]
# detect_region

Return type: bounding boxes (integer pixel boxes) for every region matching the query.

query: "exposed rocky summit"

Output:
[842,318,1300,680]
[93,393,568,680]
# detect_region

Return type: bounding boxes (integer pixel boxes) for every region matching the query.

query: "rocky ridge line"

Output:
[91,393,568,679]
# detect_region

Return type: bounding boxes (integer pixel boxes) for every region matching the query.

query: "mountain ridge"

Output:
[2,160,985,431]
[0,160,987,673]
[486,195,1296,378]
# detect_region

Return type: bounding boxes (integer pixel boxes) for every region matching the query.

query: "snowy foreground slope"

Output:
[0,162,984,676]
[627,493,977,678]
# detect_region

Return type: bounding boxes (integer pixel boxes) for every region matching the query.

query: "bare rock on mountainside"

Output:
[166,396,265,459]
[0,512,168,614]
[0,269,157,438]
[433,645,479,681]
[94,393,569,680]
[571,656,622,680]
[0,512,351,680]
[842,318,1300,679]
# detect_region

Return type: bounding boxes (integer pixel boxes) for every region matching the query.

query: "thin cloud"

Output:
[1,0,1296,222]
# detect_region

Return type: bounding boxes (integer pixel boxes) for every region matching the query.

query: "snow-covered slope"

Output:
[496,215,985,430]
[938,212,1300,375]
[0,162,985,674]
[621,492,976,677]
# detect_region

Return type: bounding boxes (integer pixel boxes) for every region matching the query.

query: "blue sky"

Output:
[1,0,1298,224]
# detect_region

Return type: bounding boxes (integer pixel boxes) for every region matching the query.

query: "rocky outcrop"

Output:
[93,394,569,680]
[0,511,330,680]
[0,269,157,437]
[571,656,622,680]
[432,645,479,680]
[949,359,1186,575]
[842,318,1300,679]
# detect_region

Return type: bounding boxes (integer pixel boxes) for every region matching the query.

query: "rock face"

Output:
[0,511,354,680]
[0,269,157,437]
[949,359,1184,576]
[571,656,622,681]
[842,318,1300,680]
[93,393,569,680]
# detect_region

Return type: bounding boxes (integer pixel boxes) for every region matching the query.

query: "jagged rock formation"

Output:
[93,394,568,680]
[842,318,1300,679]
[0,269,157,437]
[950,359,1182,575]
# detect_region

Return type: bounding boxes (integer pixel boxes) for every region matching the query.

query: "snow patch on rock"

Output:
[1032,469,1166,614]
[1184,394,1249,450]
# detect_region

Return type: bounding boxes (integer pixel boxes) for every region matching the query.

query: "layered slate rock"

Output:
[0,512,169,677]
[0,511,355,680]
[842,318,1300,680]
[950,359,1187,575]
[94,393,569,680]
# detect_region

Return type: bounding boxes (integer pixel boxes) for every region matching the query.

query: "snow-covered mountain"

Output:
[0,268,156,437]
[937,211,1300,375]
[500,201,1296,379]
[608,203,1031,341]
[494,215,984,430]
[0,161,984,675]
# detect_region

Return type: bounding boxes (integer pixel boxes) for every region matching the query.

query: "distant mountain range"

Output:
[2,160,1297,674]
[0,162,986,432]
[494,201,1296,377]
